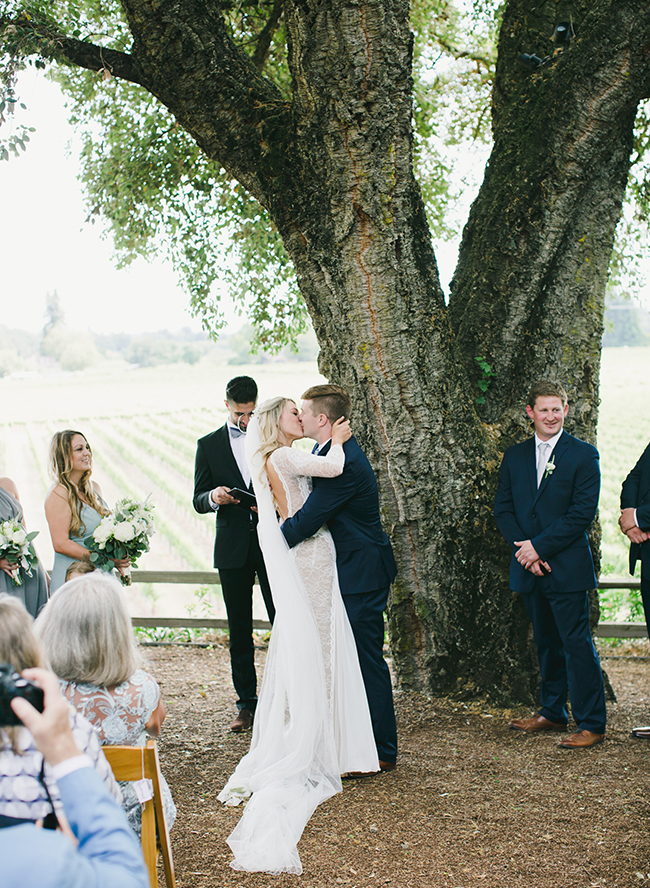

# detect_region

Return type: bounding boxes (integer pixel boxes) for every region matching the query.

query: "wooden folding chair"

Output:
[103,739,176,888]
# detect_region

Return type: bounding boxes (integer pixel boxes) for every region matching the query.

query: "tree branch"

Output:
[251,0,284,71]
[0,15,141,85]
[434,34,494,75]
[117,0,289,204]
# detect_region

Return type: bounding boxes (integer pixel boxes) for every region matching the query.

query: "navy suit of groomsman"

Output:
[281,384,398,770]
[494,380,606,749]
[619,442,650,739]
[193,375,275,732]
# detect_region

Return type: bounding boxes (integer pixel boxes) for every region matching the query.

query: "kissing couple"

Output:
[218,384,398,874]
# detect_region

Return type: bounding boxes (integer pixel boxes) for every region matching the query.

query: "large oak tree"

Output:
[2,0,650,702]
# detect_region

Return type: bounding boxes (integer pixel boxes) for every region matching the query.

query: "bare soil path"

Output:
[148,642,650,888]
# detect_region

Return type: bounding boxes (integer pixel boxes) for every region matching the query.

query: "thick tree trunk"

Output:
[450,0,650,445]
[10,0,650,701]
[118,0,519,699]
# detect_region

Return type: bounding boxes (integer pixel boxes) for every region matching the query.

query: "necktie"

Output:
[537,442,550,487]
[312,443,320,454]
[229,427,245,439]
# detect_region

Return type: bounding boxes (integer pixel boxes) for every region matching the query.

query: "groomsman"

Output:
[494,380,607,749]
[619,442,650,739]
[193,375,275,732]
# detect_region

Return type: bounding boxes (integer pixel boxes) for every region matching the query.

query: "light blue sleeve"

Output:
[0,767,148,888]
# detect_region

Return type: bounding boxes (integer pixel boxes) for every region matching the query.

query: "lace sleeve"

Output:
[272,444,345,479]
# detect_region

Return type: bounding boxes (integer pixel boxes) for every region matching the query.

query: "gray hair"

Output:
[35,572,141,687]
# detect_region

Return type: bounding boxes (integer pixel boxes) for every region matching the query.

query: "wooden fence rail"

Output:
[126,571,645,638]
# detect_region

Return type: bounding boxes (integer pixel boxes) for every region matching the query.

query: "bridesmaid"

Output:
[45,429,129,592]
[0,476,49,616]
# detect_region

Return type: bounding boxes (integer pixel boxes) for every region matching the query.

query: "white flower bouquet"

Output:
[84,497,155,586]
[0,518,39,586]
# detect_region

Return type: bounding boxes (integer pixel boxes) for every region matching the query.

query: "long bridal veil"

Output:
[217,417,341,875]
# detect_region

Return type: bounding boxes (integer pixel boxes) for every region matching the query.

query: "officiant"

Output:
[193,375,275,732]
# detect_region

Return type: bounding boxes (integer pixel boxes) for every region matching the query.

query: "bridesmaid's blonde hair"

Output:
[49,430,110,536]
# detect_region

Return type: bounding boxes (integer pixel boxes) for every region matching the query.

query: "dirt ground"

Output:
[147,640,650,888]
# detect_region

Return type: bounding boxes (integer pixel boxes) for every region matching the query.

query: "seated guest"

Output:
[35,573,176,835]
[0,594,120,827]
[0,666,149,888]
[64,560,97,582]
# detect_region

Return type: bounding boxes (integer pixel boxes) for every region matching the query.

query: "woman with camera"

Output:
[44,430,129,592]
[0,476,49,617]
[0,594,120,828]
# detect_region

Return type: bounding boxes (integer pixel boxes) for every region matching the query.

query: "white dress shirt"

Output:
[534,428,563,486]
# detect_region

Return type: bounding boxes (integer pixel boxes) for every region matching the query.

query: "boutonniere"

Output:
[544,457,556,480]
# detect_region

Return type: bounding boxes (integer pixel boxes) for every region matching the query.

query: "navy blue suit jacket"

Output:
[281,436,397,595]
[493,430,600,594]
[620,441,650,576]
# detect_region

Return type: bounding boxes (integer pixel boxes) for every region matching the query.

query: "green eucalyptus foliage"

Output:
[0,0,499,346]
[1,0,647,346]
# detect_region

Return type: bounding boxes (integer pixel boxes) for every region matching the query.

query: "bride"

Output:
[218,397,378,874]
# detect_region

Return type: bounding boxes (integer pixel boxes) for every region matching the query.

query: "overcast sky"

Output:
[0,71,218,336]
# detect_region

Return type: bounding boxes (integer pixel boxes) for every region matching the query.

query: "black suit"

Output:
[193,424,274,710]
[621,442,650,635]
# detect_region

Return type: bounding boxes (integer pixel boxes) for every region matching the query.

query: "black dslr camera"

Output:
[0,663,44,726]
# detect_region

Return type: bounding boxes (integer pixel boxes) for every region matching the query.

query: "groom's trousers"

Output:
[343,586,398,764]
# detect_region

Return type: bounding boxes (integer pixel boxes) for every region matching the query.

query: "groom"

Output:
[281,384,398,771]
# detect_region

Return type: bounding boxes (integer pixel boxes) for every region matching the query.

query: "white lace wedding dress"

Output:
[217,420,378,874]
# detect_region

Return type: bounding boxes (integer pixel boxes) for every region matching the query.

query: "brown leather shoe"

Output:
[509,714,568,733]
[557,729,605,749]
[630,725,650,739]
[230,708,254,733]
[343,760,396,779]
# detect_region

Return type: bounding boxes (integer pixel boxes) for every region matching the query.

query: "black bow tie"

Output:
[229,427,246,439]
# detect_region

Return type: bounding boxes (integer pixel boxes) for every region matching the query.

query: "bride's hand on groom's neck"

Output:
[331,418,351,446]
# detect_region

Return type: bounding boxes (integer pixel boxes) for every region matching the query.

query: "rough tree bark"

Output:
[4,0,650,701]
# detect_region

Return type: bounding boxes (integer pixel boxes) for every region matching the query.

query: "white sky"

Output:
[0,71,218,335]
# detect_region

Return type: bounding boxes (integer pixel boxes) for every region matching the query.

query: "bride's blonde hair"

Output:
[254,396,292,469]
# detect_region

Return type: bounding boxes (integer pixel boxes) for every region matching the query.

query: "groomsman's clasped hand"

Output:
[514,539,551,576]
[619,508,650,545]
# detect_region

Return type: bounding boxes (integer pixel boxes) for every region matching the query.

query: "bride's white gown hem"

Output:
[217,425,378,874]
